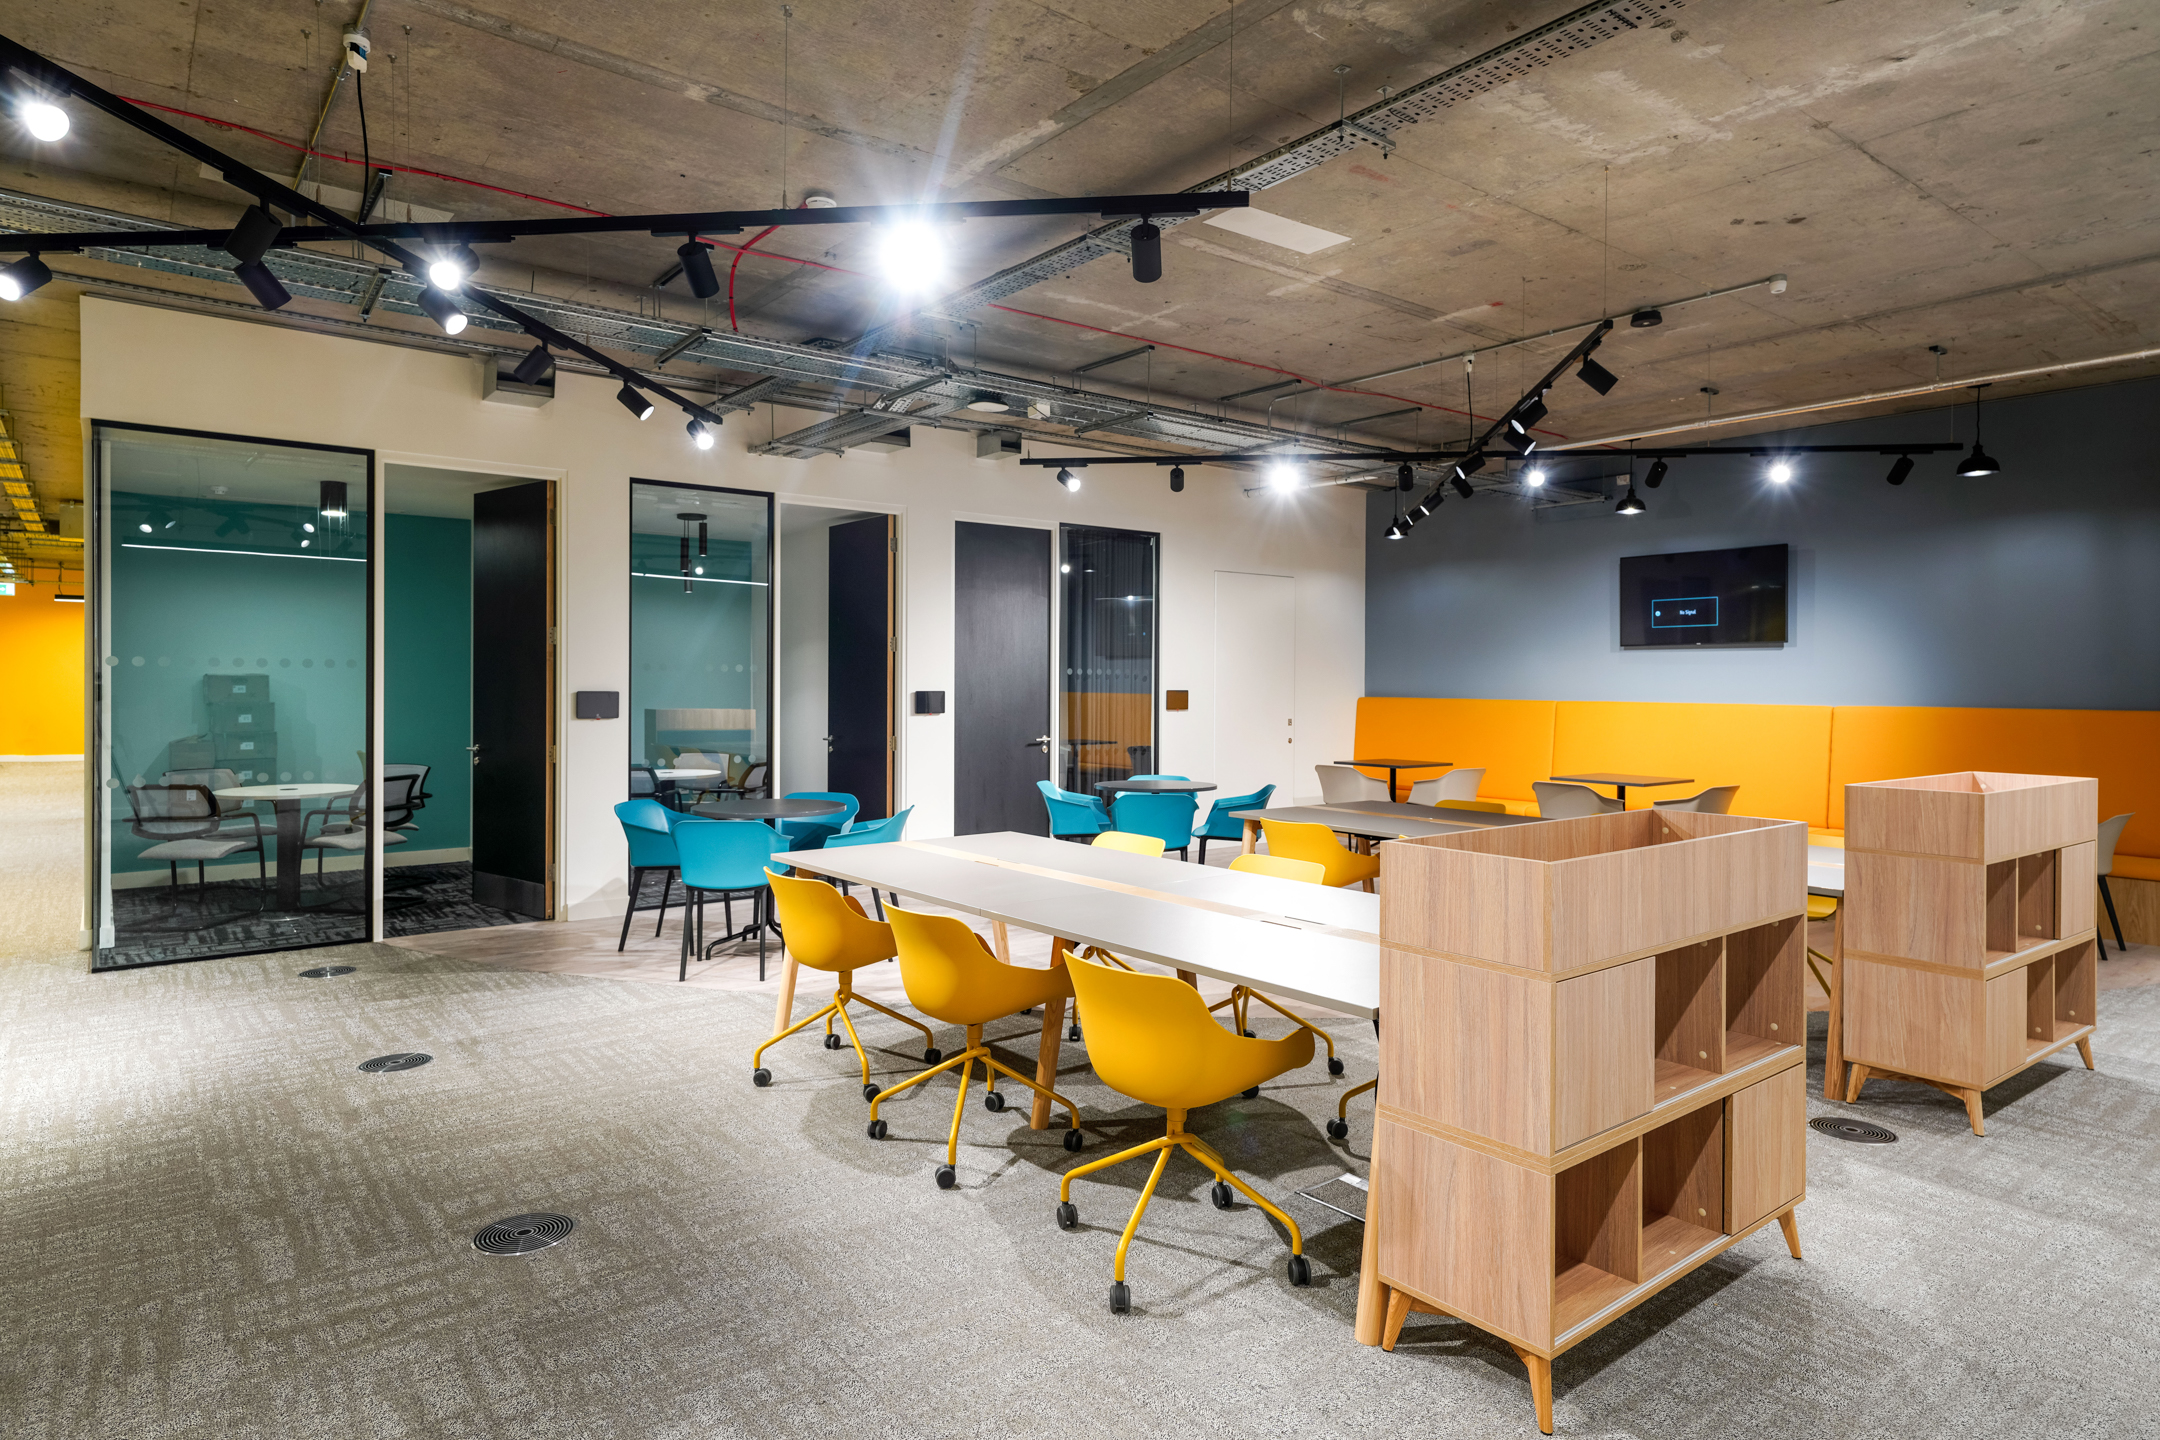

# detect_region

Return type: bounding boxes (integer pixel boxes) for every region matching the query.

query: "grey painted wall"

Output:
[1365,375,2160,710]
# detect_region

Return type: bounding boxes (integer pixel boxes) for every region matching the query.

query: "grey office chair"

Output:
[125,782,266,897]
[1653,785,1740,815]
[301,774,418,874]
[1408,767,1486,806]
[1316,764,1389,804]
[384,763,432,830]
[1532,780,1625,819]
[161,767,257,834]
[2098,813,2132,954]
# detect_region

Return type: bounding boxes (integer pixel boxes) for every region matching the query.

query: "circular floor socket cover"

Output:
[298,965,357,978]
[357,1052,432,1073]
[1808,1116,1897,1144]
[474,1213,576,1255]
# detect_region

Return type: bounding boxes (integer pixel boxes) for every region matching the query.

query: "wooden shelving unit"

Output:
[1355,810,1809,1434]
[1833,771,2099,1134]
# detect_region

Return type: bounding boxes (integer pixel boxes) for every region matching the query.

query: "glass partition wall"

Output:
[92,424,374,968]
[1058,525,1159,792]
[629,482,772,806]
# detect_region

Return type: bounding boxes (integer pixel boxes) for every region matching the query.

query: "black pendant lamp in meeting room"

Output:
[1957,385,2002,476]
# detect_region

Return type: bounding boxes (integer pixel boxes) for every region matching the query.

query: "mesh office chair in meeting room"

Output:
[1532,780,1626,819]
[124,782,266,901]
[300,774,420,876]
[1315,764,1390,804]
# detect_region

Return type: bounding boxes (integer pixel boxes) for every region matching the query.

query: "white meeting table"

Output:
[773,834,1380,1131]
[213,782,357,910]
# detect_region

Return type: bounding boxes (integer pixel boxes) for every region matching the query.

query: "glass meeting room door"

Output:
[90,422,375,969]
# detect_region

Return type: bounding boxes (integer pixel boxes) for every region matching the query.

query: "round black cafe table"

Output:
[1091,778,1217,795]
[689,796,847,820]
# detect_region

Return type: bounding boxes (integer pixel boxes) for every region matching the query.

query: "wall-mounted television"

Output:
[1620,543,1788,648]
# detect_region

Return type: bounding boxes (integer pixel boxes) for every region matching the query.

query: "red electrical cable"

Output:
[121,95,1547,433]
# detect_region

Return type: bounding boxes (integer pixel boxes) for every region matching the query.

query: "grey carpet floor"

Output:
[2,941,2156,1440]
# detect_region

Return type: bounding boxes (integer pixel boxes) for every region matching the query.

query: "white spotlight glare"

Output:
[1768,461,1794,484]
[20,99,69,142]
[877,220,947,294]
[1524,466,1547,488]
[1267,462,1299,492]
[426,255,462,289]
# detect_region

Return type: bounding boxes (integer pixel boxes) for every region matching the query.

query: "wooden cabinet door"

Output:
[1725,1065,1805,1233]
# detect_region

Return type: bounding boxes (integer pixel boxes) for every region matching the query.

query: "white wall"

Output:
[776,505,834,797]
[80,298,1366,921]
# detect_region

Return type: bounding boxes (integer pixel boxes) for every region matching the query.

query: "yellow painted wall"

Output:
[0,591,84,755]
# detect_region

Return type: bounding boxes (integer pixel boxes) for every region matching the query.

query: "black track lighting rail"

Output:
[1618,444,1965,459]
[0,192,1253,255]
[1021,448,1469,468]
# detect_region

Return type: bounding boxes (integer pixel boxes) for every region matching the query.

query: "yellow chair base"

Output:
[1056,1105,1307,1303]
[753,971,933,1092]
[867,1021,1082,1178]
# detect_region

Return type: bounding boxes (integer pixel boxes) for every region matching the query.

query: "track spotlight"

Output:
[877,219,947,295]
[1885,454,1914,486]
[320,481,349,518]
[1384,518,1406,540]
[1615,486,1646,515]
[1500,424,1537,456]
[617,382,656,420]
[1457,452,1487,479]
[17,97,69,141]
[416,285,468,334]
[1130,221,1162,284]
[1629,308,1662,328]
[1767,461,1793,483]
[1268,462,1300,491]
[512,343,553,385]
[137,519,152,533]
[677,240,719,299]
[294,524,313,548]
[1169,465,1185,492]
[1956,443,1999,477]
[1412,494,1439,520]
[1055,466,1081,491]
[302,522,315,533]
[234,259,291,311]
[965,390,1011,412]
[1450,472,1474,499]
[1397,463,1414,492]
[1644,458,1668,489]
[1578,356,1619,395]
[1523,466,1546,488]
[687,418,716,450]
[427,244,478,290]
[0,254,53,301]
[222,205,282,266]
[1513,396,1548,432]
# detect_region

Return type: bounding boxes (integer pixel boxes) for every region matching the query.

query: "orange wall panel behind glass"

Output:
[0,592,84,756]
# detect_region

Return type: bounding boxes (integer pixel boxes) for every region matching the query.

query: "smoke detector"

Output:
[802,189,838,209]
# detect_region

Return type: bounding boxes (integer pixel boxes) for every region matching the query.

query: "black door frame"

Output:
[86,419,378,966]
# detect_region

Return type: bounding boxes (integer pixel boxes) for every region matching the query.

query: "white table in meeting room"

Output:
[211,781,358,910]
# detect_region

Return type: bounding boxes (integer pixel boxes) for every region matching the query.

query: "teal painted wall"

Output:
[385,513,472,851]
[108,490,368,872]
[629,532,769,764]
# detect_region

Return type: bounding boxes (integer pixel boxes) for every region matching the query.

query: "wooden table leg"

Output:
[1355,1151,1386,1346]
[1823,901,1845,1100]
[990,919,1011,963]
[1241,818,1258,855]
[1030,994,1065,1131]
[771,955,800,1038]
[1175,969,1199,988]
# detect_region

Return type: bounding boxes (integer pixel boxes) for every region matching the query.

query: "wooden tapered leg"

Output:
[1506,1344,1555,1435]
[990,920,1011,963]
[1029,993,1066,1131]
[1241,818,1259,856]
[771,955,800,1037]
[1777,1207,1803,1260]
[1380,1289,1413,1351]
[2076,1036,2095,1070]
[1844,1062,1870,1104]
[1175,969,1198,988]
[1823,903,1845,1100]
[1960,1087,1986,1136]
[1355,1153,1386,1346]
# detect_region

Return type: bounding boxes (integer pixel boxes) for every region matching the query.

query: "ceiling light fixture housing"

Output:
[512,343,553,385]
[1629,308,1662,328]
[618,383,656,421]
[416,285,467,334]
[1643,458,1669,489]
[1169,465,1185,492]
[320,480,349,519]
[1615,486,1646,515]
[677,240,719,299]
[964,390,1011,413]
[1956,444,1999,477]
[1885,454,1914,485]
[0,253,53,301]
[234,259,290,311]
[222,205,282,266]
[1129,221,1162,284]
[427,243,479,291]
[687,418,716,450]
[1577,356,1619,396]
[1055,466,1080,491]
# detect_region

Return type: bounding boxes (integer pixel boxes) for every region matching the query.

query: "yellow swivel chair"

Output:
[1221,854,1344,1077]
[754,869,936,1099]
[1058,949,1315,1312]
[868,903,1087,1187]
[1258,818,1379,891]
[1093,830,1166,857]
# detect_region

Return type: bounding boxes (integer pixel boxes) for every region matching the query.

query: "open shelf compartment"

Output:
[1653,939,1723,1102]
[1554,1140,1641,1335]
[1642,1104,1724,1281]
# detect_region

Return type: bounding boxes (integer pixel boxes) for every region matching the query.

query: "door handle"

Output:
[823,734,835,754]
[1028,735,1051,751]
[467,743,481,765]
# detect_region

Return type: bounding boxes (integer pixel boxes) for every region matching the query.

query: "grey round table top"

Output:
[1092,778,1217,794]
[689,796,848,820]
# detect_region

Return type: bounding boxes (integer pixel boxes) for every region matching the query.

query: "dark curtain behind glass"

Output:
[1059,526,1157,793]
